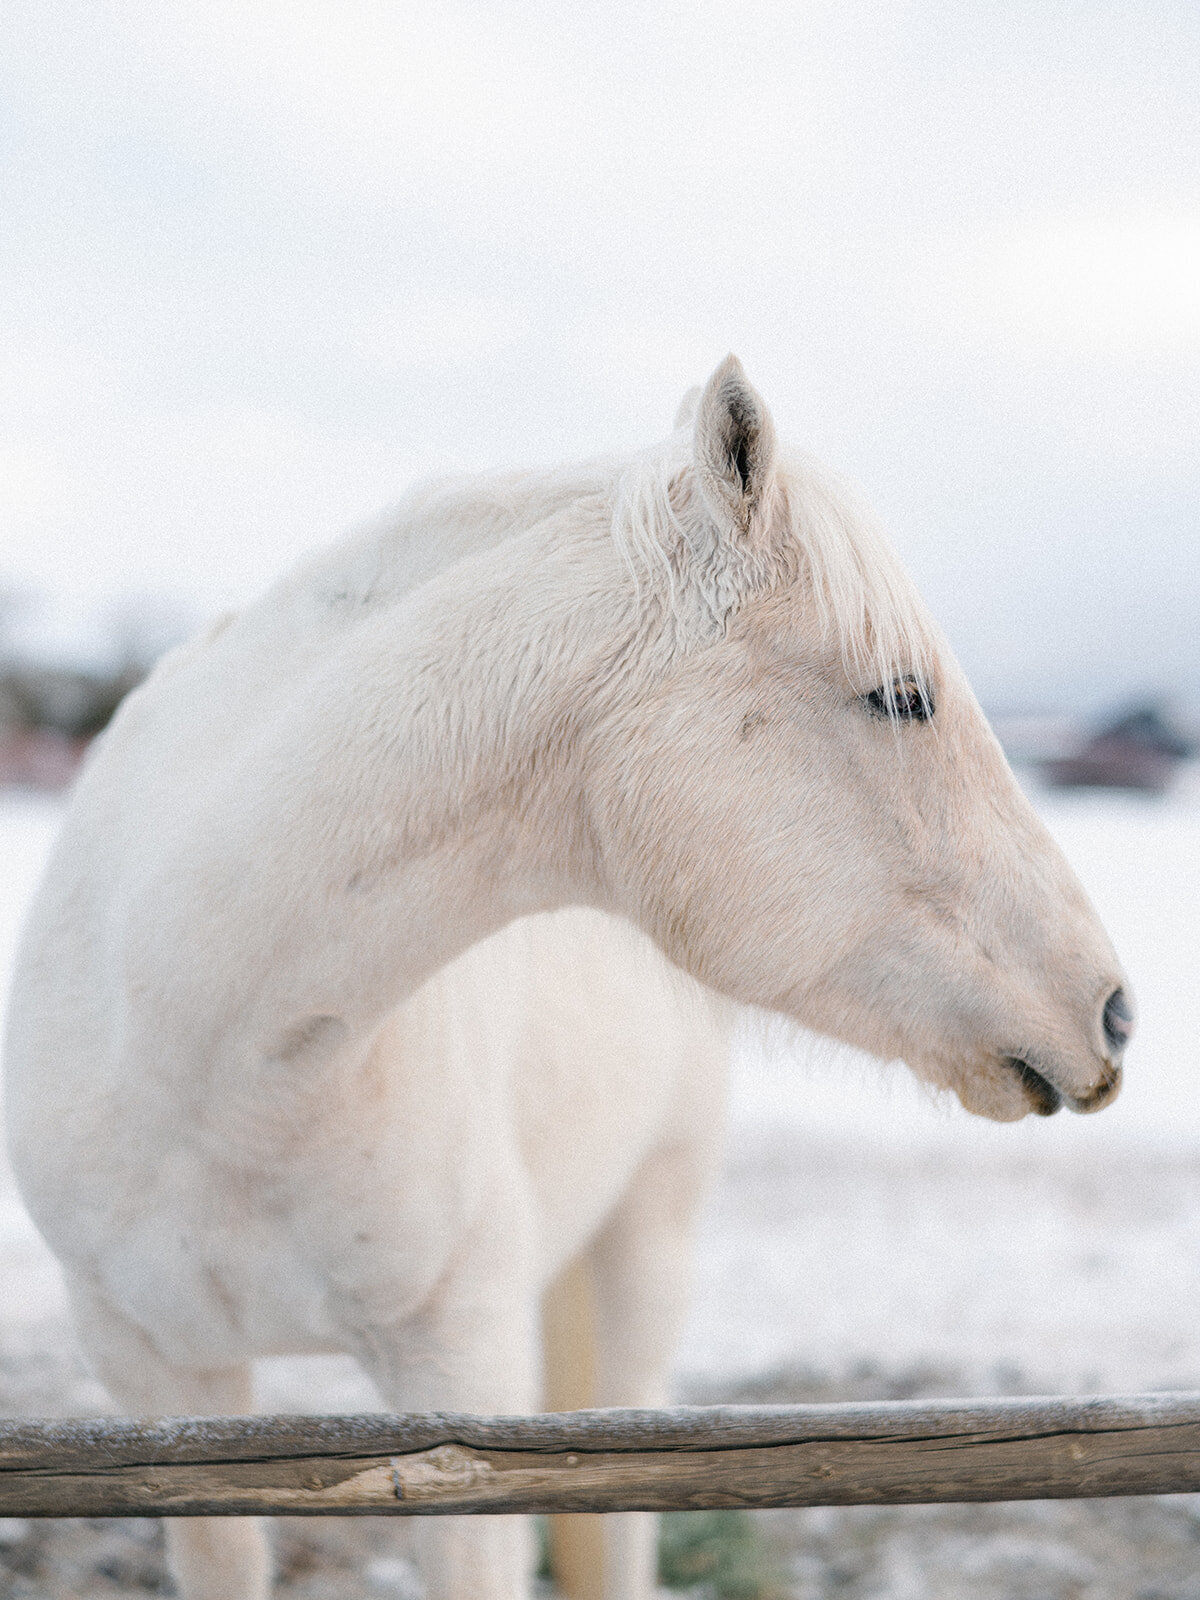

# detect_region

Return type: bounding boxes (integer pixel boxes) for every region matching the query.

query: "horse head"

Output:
[589,356,1130,1121]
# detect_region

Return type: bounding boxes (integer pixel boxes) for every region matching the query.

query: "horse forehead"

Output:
[720,589,843,674]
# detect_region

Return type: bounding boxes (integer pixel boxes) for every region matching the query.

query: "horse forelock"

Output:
[610,435,937,701]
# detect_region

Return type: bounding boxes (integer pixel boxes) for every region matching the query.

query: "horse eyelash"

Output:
[863,676,935,723]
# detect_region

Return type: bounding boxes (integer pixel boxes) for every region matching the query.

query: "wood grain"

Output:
[4,1395,1200,1516]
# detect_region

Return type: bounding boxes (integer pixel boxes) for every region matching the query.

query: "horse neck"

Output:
[223,511,658,1041]
[381,522,623,913]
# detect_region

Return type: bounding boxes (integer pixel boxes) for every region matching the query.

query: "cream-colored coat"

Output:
[4,360,1130,1600]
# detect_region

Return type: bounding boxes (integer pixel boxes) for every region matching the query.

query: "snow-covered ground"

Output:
[2,772,1200,1416]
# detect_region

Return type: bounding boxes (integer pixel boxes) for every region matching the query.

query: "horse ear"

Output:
[674,386,701,429]
[693,355,778,538]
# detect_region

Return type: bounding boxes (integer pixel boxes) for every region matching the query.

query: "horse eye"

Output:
[864,676,935,722]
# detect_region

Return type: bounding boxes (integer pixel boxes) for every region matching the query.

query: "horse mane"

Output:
[296,425,935,709]
[612,429,937,701]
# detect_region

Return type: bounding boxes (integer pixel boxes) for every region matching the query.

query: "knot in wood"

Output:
[391,1443,495,1501]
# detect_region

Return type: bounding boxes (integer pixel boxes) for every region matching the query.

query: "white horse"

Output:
[4,358,1132,1600]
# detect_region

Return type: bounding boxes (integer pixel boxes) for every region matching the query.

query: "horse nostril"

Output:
[1102,987,1134,1056]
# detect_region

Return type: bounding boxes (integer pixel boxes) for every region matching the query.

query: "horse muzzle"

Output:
[1005,983,1133,1117]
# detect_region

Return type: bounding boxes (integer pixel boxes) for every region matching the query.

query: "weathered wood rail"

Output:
[4,1394,1200,1517]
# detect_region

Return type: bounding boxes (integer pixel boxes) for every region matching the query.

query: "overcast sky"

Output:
[2,0,1198,710]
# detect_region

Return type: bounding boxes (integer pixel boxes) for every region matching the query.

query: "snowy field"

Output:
[2,773,1200,1596]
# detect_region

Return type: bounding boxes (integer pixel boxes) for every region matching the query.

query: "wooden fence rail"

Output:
[4,1393,1200,1517]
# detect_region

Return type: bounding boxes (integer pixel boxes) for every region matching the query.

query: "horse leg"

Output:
[549,1139,715,1600]
[350,1211,538,1600]
[542,1253,603,1600]
[66,1276,270,1600]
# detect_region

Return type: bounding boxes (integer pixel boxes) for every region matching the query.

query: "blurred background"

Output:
[3,3,1200,1596]
[3,0,1199,746]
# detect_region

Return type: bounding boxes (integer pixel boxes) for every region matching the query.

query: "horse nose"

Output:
[1102,986,1134,1058]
